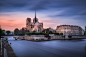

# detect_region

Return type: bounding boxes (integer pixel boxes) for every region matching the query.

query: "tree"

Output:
[6,31,11,35]
[42,29,49,33]
[59,33,63,35]
[85,26,86,35]
[14,28,19,35]
[53,33,59,35]
[48,31,53,34]
[33,31,36,32]
[0,28,4,38]
[2,30,5,35]
[27,30,30,32]
[85,31,86,35]
[42,29,46,33]
[18,32,24,36]
[25,32,31,35]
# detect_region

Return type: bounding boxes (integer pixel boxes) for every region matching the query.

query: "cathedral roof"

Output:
[35,22,42,25]
[30,23,34,25]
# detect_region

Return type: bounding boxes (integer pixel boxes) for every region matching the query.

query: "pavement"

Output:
[0,39,4,57]
[0,38,17,57]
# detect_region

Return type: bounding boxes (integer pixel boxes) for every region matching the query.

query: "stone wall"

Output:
[51,35,86,40]
[17,35,86,41]
[18,35,47,41]
[71,36,86,38]
[51,35,64,40]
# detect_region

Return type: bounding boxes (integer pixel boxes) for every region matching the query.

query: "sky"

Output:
[0,0,86,31]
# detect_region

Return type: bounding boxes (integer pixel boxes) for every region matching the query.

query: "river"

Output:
[8,37,86,57]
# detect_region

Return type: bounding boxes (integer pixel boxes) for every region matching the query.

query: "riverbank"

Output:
[4,40,17,57]
[8,38,86,57]
[0,38,17,57]
[0,39,4,57]
[17,35,86,41]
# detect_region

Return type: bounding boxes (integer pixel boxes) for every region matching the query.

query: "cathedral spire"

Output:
[35,10,36,19]
[33,10,38,23]
[34,10,37,23]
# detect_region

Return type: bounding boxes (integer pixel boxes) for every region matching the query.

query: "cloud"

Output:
[0,0,86,30]
[0,13,15,16]
[0,0,86,19]
[0,20,25,31]
[78,10,86,15]
[7,20,15,21]
[0,0,86,11]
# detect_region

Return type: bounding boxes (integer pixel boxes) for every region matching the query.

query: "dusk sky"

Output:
[0,0,86,31]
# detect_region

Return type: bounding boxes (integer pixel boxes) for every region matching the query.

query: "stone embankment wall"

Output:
[17,35,47,41]
[2,40,17,57]
[51,35,86,40]
[71,36,86,38]
[51,35,65,40]
[14,35,86,41]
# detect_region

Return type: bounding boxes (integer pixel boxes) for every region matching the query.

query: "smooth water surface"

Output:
[8,37,86,57]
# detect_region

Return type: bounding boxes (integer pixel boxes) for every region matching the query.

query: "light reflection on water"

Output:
[8,37,86,57]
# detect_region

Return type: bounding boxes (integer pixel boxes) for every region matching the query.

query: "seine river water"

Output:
[8,37,86,57]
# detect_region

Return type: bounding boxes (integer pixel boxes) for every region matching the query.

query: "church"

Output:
[26,11,43,32]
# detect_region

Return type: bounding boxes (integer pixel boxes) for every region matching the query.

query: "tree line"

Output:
[14,28,63,36]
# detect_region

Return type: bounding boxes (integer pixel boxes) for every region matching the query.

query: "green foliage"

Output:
[0,29,3,36]
[14,28,19,35]
[85,31,86,35]
[84,26,86,35]
[32,31,36,32]
[25,31,62,36]
[2,30,5,35]
[25,32,48,35]
[0,29,5,38]
[25,32,31,35]
[53,33,59,35]
[6,31,11,35]
[48,31,53,34]
[18,32,24,36]
[27,30,30,32]
[42,29,49,33]
[59,33,63,35]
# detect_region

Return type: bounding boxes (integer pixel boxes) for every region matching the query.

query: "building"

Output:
[20,27,27,34]
[56,25,84,35]
[47,27,56,32]
[26,11,43,32]
[42,27,55,33]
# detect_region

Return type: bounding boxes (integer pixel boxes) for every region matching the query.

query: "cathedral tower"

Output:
[26,18,31,31]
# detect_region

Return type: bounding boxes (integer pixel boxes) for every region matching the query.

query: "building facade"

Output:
[26,11,43,32]
[56,25,84,35]
[20,27,27,34]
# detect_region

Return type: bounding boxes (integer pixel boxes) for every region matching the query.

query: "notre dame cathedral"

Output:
[26,11,43,32]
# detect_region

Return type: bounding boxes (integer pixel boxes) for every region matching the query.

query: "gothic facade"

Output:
[26,11,43,32]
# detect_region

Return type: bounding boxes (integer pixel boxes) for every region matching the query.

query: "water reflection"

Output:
[8,37,21,41]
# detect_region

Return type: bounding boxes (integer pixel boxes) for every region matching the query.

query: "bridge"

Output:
[1,36,19,40]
